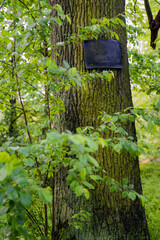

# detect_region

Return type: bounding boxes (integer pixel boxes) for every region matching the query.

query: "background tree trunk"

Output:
[51,0,150,239]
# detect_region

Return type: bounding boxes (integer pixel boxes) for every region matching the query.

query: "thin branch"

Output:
[155,0,160,5]
[0,0,6,10]
[25,207,44,236]
[18,0,36,21]
[0,90,19,102]
[0,100,22,110]
[12,112,23,123]
[17,80,33,144]
[15,38,34,64]
[19,77,45,96]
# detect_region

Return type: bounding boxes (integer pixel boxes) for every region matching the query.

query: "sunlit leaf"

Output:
[83,188,90,199]
[80,168,86,180]
[128,192,136,201]
[75,185,83,196]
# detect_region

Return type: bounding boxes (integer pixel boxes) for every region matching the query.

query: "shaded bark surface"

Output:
[51,0,150,239]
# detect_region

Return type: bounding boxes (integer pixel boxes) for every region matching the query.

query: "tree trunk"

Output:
[51,0,150,239]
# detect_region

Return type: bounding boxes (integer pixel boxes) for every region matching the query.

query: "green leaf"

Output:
[74,224,82,230]
[63,60,70,69]
[0,151,10,163]
[88,156,99,167]
[139,195,148,207]
[129,184,134,190]
[0,206,9,216]
[114,32,119,40]
[69,134,83,145]
[2,226,12,236]
[128,192,136,201]
[26,17,33,25]
[75,185,83,196]
[103,70,108,78]
[82,181,95,190]
[0,191,5,205]
[7,189,18,201]
[110,185,117,192]
[91,18,98,24]
[140,196,145,207]
[112,116,118,122]
[122,191,128,198]
[54,4,64,15]
[90,174,102,182]
[68,67,77,76]
[70,180,79,190]
[86,138,98,151]
[122,178,128,185]
[66,14,71,24]
[156,101,160,110]
[6,161,13,175]
[80,168,86,180]
[117,18,125,27]
[113,143,123,153]
[42,8,52,15]
[20,192,32,206]
[128,115,135,122]
[53,17,63,26]
[5,154,20,175]
[83,188,90,199]
[119,114,128,122]
[25,158,34,167]
[147,120,152,131]
[38,188,52,204]
[7,42,12,50]
[48,59,58,72]
[0,167,7,181]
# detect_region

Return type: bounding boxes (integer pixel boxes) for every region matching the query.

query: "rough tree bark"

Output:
[51,0,150,239]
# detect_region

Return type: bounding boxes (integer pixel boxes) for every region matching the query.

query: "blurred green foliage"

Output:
[141,162,160,240]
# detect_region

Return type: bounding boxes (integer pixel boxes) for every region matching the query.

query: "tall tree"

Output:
[51,0,150,239]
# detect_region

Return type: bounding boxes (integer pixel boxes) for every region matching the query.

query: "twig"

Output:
[0,0,6,10]
[155,0,160,5]
[17,83,33,144]
[25,207,44,236]
[18,0,36,21]
[19,77,45,96]
[10,112,23,123]
[15,38,34,64]
[0,90,19,102]
[0,100,22,110]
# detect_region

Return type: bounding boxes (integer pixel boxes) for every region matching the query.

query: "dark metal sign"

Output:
[84,39,122,69]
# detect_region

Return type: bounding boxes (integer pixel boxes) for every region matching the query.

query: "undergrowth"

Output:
[140,161,160,240]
